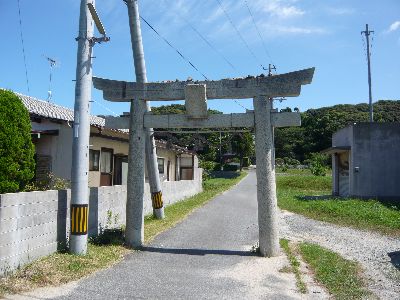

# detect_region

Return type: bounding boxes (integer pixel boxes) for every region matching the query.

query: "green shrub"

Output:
[0,90,35,193]
[223,164,238,171]
[242,157,250,167]
[199,160,217,180]
[24,172,70,191]
[307,153,328,176]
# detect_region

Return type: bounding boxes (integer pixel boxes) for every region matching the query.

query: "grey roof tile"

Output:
[16,92,105,128]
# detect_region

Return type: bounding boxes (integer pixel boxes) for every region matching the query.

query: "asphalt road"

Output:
[39,171,308,299]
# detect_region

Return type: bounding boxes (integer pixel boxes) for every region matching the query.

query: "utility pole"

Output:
[361,24,374,122]
[268,64,276,77]
[70,0,109,254]
[70,0,94,255]
[124,0,165,220]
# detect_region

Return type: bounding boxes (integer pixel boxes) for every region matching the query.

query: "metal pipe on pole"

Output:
[70,0,94,255]
[125,0,165,219]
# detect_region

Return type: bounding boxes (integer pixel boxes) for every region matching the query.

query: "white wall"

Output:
[0,169,202,276]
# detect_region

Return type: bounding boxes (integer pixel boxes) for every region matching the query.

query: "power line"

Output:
[177,14,237,72]
[17,0,30,93]
[215,0,266,71]
[243,0,275,68]
[140,15,209,80]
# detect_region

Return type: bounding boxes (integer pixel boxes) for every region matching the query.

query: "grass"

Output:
[0,172,246,297]
[0,243,128,297]
[279,239,307,294]
[299,242,371,299]
[277,174,400,236]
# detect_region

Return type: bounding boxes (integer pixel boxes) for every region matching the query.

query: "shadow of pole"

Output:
[141,246,257,257]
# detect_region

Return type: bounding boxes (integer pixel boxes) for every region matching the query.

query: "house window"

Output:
[157,158,165,174]
[101,148,113,173]
[89,150,100,171]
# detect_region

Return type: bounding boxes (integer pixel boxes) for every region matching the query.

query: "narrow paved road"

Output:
[44,171,310,299]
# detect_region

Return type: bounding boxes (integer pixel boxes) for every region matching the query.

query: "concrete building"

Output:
[17,93,198,187]
[323,122,400,201]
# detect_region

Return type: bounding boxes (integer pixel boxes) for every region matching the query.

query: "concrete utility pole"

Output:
[362,24,374,122]
[125,0,165,219]
[70,0,94,255]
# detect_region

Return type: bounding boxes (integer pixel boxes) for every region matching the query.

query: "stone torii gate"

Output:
[93,67,314,257]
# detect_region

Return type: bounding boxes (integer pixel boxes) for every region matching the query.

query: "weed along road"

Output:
[28,170,314,300]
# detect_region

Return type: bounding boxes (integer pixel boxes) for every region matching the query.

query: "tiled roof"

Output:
[14,92,193,154]
[16,92,105,128]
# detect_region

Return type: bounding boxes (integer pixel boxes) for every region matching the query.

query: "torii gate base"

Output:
[93,68,314,257]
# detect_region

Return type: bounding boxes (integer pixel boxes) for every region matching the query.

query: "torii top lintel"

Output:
[93,68,315,102]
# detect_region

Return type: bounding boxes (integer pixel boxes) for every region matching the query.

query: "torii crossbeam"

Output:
[93,67,315,257]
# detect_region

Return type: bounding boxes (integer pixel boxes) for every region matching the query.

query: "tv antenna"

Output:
[43,55,59,102]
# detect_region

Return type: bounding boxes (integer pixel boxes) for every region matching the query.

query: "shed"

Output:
[322,122,400,201]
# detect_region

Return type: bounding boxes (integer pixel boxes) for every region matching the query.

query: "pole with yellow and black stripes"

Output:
[69,0,94,255]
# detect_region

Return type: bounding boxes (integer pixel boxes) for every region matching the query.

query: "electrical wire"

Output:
[140,15,209,81]
[215,0,266,70]
[92,99,119,117]
[244,0,275,67]
[17,0,30,93]
[176,13,237,71]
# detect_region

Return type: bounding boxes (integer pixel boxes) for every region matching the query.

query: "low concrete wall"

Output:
[0,169,202,276]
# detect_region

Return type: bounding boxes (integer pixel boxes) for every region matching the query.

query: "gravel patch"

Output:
[280,210,400,299]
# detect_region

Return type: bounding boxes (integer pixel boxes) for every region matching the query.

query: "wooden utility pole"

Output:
[362,24,374,122]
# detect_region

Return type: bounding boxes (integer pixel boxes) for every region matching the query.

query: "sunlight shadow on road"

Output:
[141,247,256,257]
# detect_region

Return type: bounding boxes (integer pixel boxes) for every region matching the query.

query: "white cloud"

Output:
[387,21,400,33]
[261,0,305,18]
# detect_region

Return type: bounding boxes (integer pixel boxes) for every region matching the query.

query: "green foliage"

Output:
[299,242,370,299]
[199,160,217,180]
[0,90,35,193]
[223,164,238,171]
[280,239,307,294]
[24,172,70,191]
[276,174,400,236]
[231,132,254,170]
[306,153,328,176]
[275,100,400,162]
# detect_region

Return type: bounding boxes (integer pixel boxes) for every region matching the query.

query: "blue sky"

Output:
[1,0,399,115]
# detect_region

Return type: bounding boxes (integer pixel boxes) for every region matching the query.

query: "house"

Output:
[17,92,198,187]
[322,122,400,201]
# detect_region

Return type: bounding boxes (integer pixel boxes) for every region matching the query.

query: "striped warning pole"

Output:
[70,0,93,254]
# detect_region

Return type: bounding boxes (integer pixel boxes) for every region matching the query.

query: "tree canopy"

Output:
[0,90,35,193]
[275,100,400,162]
[151,100,400,164]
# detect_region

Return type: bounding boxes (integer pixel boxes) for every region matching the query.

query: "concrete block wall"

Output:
[0,190,70,276]
[0,170,202,276]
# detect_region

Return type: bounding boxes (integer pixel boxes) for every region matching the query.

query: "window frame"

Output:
[157,157,165,175]
[89,149,100,171]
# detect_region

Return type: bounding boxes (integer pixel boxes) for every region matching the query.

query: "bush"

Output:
[223,164,238,171]
[199,160,217,180]
[24,172,70,191]
[307,153,328,176]
[242,157,250,167]
[0,90,35,193]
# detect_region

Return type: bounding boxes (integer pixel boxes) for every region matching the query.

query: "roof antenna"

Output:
[43,55,59,102]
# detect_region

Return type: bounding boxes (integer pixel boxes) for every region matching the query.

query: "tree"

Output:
[0,90,35,193]
[231,132,254,171]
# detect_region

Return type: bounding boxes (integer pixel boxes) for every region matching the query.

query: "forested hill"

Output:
[275,100,400,162]
[151,100,400,163]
